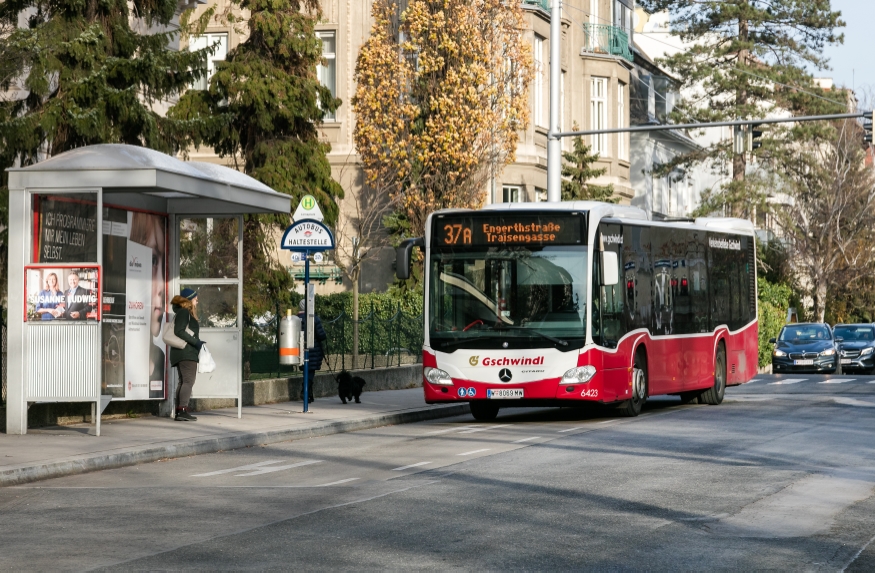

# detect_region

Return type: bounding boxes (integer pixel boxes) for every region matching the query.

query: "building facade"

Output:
[185,0,636,293]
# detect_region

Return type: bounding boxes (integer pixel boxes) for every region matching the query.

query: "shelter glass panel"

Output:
[180,284,238,328]
[179,217,239,279]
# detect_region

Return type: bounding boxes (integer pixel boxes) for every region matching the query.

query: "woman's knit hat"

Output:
[181,287,198,300]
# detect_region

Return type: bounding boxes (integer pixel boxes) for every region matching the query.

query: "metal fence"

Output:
[245,302,423,380]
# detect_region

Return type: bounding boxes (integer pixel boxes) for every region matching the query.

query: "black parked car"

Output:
[770,323,839,374]
[833,324,875,374]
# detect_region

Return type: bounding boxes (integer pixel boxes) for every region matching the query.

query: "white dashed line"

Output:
[318,478,359,487]
[192,460,322,477]
[423,425,476,435]
[746,379,761,383]
[598,420,616,423]
[458,449,491,456]
[392,462,432,471]
[820,379,856,384]
[512,437,540,443]
[769,378,806,385]
[459,424,510,434]
[558,426,587,433]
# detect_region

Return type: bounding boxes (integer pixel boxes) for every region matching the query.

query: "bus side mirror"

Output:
[396,237,424,280]
[600,251,619,286]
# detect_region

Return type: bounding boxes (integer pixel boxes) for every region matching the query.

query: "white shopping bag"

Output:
[198,343,217,373]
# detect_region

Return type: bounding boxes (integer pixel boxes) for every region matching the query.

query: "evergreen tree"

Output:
[561,135,616,203]
[0,0,207,299]
[169,0,343,318]
[639,0,844,217]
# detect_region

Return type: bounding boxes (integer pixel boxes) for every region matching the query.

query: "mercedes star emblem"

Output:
[499,368,513,382]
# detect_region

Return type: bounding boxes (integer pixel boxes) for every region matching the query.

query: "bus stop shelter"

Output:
[5,144,291,435]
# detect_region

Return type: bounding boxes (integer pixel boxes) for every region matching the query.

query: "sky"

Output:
[819,0,873,102]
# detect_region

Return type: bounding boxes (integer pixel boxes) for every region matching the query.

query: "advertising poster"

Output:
[32,194,167,400]
[25,266,100,322]
[101,208,167,400]
[35,195,99,263]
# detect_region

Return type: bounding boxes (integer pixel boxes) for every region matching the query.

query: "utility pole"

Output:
[546,0,562,202]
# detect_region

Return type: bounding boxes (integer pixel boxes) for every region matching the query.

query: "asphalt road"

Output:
[3,373,875,571]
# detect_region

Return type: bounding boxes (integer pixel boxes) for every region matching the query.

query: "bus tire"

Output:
[618,352,647,417]
[470,402,499,421]
[701,343,727,405]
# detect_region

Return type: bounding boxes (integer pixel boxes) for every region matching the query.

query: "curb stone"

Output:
[0,403,471,487]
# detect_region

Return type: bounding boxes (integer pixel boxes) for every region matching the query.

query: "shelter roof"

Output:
[6,144,290,215]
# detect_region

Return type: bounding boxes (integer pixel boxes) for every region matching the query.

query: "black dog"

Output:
[336,370,366,404]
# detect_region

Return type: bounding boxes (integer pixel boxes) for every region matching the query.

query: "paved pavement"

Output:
[0,388,468,486]
[2,373,875,570]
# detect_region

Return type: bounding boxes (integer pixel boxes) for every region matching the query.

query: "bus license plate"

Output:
[793,359,814,365]
[487,389,524,399]
[841,359,853,364]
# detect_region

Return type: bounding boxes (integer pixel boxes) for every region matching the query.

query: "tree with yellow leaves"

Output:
[353,0,532,238]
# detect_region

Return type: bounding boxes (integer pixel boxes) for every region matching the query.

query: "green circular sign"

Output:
[301,195,317,211]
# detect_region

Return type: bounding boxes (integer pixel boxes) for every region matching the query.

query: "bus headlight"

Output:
[820,348,836,357]
[562,365,596,384]
[424,367,453,385]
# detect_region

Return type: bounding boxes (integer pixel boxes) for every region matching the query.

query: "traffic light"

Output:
[749,123,764,151]
[864,111,873,146]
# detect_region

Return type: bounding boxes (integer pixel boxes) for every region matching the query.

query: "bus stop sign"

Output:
[280,220,335,252]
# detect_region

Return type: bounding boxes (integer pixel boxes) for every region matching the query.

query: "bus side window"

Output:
[597,223,624,348]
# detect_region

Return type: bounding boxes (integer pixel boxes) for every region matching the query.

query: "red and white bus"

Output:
[397,201,758,420]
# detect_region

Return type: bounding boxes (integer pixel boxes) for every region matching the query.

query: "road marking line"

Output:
[193,460,286,477]
[423,425,476,435]
[512,437,540,443]
[318,478,359,487]
[558,426,587,433]
[392,462,432,471]
[459,424,510,434]
[234,460,323,477]
[746,379,761,383]
[769,378,806,385]
[819,378,855,384]
[598,420,615,423]
[458,449,491,456]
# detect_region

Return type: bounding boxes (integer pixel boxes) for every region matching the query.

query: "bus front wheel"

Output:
[701,344,727,405]
[470,402,499,421]
[618,353,647,417]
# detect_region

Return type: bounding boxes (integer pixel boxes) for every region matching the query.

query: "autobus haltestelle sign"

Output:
[281,220,335,251]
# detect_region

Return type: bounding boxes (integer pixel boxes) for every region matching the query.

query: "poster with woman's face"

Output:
[101,208,167,400]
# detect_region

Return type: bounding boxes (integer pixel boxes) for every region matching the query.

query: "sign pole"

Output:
[302,250,310,413]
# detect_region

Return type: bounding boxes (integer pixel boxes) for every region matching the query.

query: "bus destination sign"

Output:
[434,214,584,247]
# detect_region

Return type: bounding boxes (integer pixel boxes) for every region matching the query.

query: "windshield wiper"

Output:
[495,325,569,346]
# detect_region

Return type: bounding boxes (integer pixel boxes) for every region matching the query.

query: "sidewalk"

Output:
[0,388,470,487]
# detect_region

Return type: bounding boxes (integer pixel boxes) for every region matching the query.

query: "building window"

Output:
[590,77,607,156]
[503,185,522,203]
[618,83,627,160]
[317,31,337,121]
[534,34,545,128]
[535,187,547,202]
[188,33,228,91]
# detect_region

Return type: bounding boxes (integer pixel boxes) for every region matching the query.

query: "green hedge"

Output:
[757,278,792,368]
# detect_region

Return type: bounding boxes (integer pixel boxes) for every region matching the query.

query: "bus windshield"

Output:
[429,246,588,352]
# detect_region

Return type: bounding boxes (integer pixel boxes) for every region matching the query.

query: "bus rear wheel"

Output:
[470,402,499,421]
[700,344,727,405]
[618,353,647,417]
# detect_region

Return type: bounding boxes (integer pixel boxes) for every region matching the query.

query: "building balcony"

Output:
[581,24,632,62]
[522,0,549,12]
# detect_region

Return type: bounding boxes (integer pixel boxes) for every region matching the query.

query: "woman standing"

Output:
[170,288,203,421]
